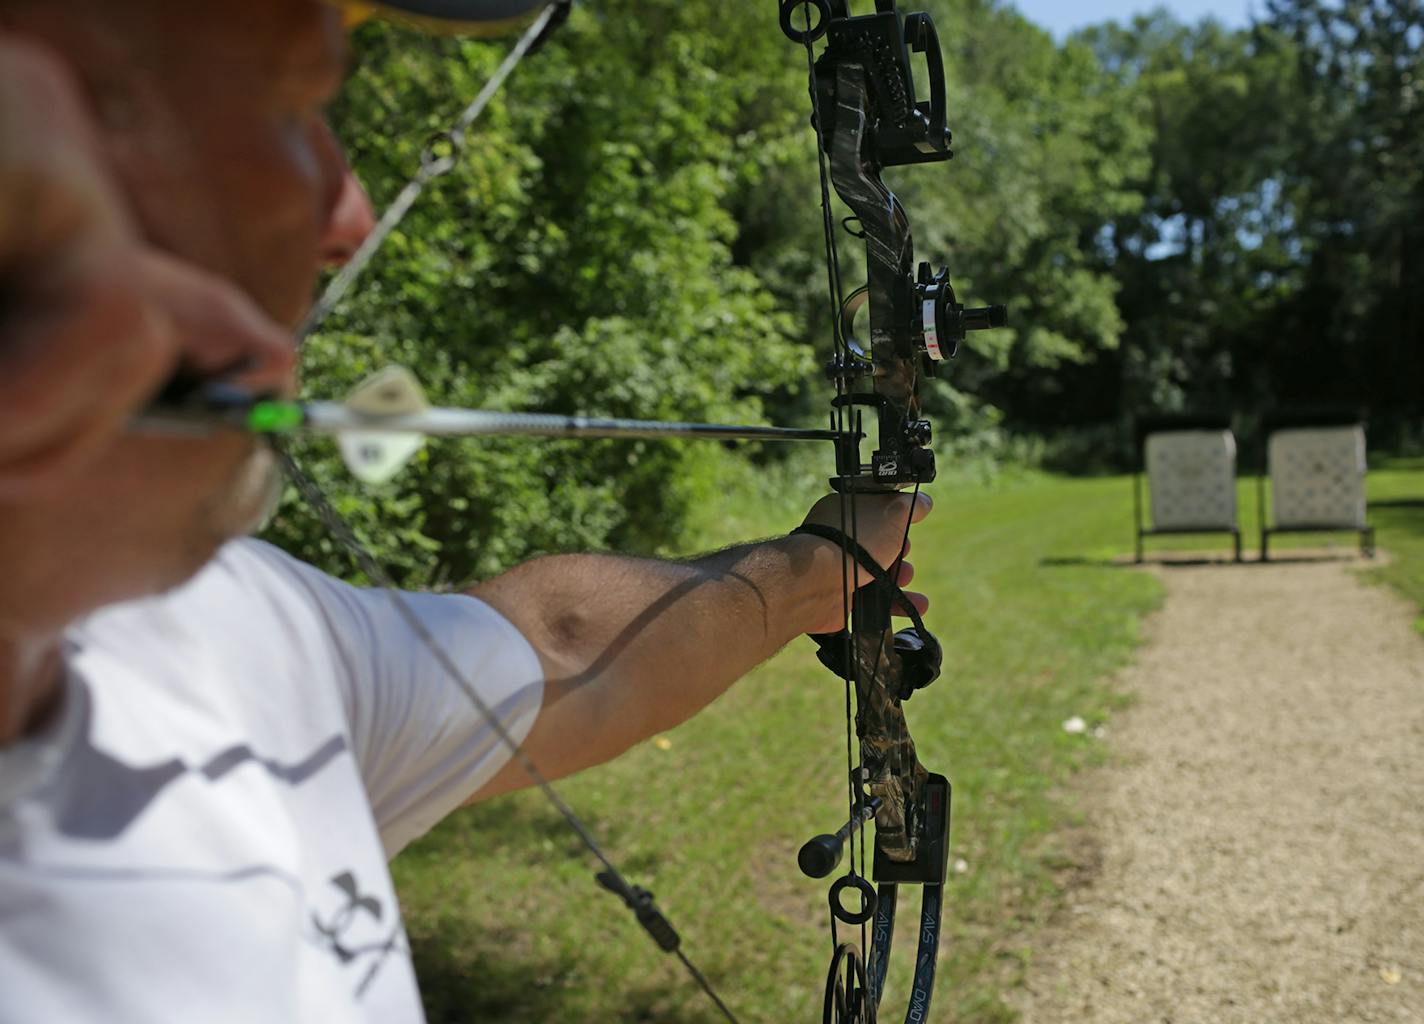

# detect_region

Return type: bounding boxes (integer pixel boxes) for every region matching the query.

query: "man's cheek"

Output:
[195,439,284,538]
[236,444,284,535]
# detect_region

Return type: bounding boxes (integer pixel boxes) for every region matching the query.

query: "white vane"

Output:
[335,366,432,485]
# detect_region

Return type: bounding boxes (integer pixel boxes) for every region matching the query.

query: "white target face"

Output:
[1145,430,1238,530]
[1268,426,1367,528]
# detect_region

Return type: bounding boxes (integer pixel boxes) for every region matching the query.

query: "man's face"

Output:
[0,0,367,622]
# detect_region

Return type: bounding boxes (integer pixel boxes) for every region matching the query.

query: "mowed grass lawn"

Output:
[393,460,1424,1023]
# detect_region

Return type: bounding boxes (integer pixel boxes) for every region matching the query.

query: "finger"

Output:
[894,560,915,588]
[903,490,933,524]
[0,39,132,242]
[875,490,931,539]
[0,249,294,498]
[892,591,930,618]
[0,43,184,496]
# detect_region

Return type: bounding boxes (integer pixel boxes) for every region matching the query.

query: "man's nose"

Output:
[320,170,376,267]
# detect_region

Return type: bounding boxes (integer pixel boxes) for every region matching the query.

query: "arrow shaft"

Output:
[134,399,844,445]
[303,402,841,443]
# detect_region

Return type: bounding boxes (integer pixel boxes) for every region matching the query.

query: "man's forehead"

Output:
[275,1,350,83]
[148,0,348,84]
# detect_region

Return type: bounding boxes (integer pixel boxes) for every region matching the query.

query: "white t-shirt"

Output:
[0,539,544,1023]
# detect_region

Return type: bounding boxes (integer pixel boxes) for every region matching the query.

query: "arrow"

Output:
[136,365,846,485]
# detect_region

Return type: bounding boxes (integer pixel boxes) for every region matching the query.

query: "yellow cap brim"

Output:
[333,0,546,37]
[341,2,377,28]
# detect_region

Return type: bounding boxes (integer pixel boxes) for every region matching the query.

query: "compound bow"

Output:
[144,2,1005,1020]
[776,3,1004,1021]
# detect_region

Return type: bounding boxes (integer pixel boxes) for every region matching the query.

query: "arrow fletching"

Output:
[335,365,430,484]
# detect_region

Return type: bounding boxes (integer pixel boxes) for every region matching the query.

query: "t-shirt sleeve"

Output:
[233,541,545,857]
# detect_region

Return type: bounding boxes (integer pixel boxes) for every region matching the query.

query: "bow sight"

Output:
[781,2,1005,1022]
[783,0,1006,496]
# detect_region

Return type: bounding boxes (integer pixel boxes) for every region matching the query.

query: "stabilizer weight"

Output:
[799,798,883,878]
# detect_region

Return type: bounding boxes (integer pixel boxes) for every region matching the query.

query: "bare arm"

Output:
[466,491,930,801]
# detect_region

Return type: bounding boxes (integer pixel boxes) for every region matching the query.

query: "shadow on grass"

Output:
[1371,503,1424,539]
[413,797,661,876]
[1147,556,1248,567]
[1039,552,1370,569]
[1037,555,1243,568]
[1247,552,1368,565]
[413,920,570,1024]
[1038,556,1129,569]
[410,910,737,1024]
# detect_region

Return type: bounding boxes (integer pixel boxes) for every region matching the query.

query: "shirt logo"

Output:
[311,870,408,998]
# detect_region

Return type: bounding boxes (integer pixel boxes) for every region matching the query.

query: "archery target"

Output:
[1267,426,1367,528]
[1145,430,1238,531]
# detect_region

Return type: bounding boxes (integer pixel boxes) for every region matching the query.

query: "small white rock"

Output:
[953,858,969,874]
[1062,715,1087,735]
[1092,725,1108,740]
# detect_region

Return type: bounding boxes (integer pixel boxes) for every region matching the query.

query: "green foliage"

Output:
[897,2,1150,426]
[270,4,818,581]
[1069,12,1309,422]
[266,1,1181,580]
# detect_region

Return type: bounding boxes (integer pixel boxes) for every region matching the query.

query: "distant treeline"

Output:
[279,0,1422,581]
[999,0,1424,462]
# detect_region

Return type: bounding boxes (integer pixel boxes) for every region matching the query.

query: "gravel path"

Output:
[1012,553,1424,1024]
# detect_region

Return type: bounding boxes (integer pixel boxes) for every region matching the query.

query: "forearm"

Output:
[466,533,841,798]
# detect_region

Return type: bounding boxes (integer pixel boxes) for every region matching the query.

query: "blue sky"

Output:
[1008,0,1256,39]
